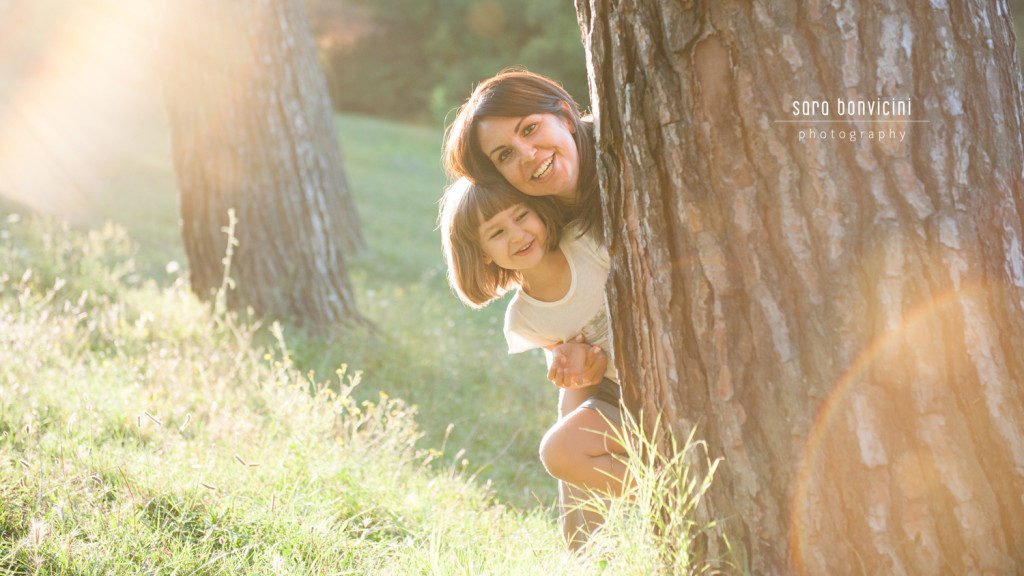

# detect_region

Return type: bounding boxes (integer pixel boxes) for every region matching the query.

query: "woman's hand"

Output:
[548,335,607,389]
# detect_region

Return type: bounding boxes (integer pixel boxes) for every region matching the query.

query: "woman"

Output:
[443,68,604,243]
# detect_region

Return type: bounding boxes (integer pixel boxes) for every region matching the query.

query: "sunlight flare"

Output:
[0,0,162,222]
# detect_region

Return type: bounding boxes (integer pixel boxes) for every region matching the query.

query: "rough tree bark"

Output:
[158,0,364,329]
[578,1,1024,574]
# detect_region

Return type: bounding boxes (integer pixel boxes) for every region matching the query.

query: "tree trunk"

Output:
[158,0,364,329]
[578,1,1024,573]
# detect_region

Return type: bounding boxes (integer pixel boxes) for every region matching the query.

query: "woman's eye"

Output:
[498,148,512,163]
[523,123,537,136]
[516,210,529,221]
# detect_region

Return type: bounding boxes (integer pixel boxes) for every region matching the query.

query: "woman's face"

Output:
[475,110,579,204]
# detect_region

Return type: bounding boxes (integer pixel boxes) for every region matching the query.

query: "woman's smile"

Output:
[532,156,554,180]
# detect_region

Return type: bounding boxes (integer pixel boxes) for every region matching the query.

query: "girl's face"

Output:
[475,109,579,204]
[478,203,548,271]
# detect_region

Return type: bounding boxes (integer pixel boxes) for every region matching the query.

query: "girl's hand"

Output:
[548,335,607,389]
[578,341,608,386]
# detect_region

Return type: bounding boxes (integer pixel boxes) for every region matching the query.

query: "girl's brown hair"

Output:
[442,68,603,242]
[440,177,565,309]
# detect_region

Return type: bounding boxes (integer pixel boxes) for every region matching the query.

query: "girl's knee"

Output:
[538,428,561,473]
[539,426,578,481]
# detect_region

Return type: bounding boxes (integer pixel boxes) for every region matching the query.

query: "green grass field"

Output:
[319,114,559,509]
[0,211,573,575]
[0,112,729,574]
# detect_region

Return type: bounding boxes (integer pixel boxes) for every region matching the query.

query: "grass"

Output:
[320,114,561,509]
[0,112,732,574]
[0,216,573,574]
[3,109,559,508]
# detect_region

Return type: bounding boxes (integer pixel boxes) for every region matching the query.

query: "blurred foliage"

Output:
[308,0,589,124]
[311,0,1024,125]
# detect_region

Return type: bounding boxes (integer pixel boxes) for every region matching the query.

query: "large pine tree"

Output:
[578,1,1024,573]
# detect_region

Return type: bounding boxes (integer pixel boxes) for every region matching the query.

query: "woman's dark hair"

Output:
[442,68,603,242]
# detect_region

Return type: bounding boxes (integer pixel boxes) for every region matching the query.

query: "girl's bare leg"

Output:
[554,388,613,549]
[559,480,606,550]
[542,405,628,495]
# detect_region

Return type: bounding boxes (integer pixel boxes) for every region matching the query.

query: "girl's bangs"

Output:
[462,182,525,228]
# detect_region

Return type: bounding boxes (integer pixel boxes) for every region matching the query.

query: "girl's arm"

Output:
[505,303,606,387]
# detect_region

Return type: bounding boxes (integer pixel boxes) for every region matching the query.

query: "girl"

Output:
[439,176,628,549]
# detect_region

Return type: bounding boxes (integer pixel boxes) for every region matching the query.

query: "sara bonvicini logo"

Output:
[780,97,926,143]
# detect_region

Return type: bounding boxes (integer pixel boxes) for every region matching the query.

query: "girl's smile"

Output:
[515,240,536,256]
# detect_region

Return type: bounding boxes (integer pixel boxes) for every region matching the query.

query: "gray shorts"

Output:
[578,378,622,426]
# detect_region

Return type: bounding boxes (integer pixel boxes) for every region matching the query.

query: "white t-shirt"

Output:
[503,225,618,384]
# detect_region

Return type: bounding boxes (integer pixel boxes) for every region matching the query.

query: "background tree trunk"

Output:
[158,0,364,329]
[578,1,1024,573]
